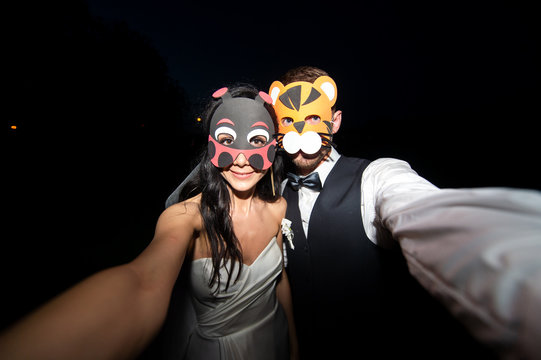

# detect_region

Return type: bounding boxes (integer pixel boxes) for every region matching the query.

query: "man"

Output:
[269,66,541,359]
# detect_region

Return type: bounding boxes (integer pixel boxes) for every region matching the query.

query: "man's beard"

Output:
[290,147,331,175]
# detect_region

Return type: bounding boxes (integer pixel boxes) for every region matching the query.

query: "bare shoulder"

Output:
[156,194,202,237]
[162,194,201,217]
[267,196,287,222]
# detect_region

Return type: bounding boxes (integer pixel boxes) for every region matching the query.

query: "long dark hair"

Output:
[179,84,283,293]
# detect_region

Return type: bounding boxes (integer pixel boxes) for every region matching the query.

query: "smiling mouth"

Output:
[231,170,254,179]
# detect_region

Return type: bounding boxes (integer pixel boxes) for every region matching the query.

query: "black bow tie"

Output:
[287,172,322,191]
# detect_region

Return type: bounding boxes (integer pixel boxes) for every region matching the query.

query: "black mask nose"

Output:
[293,121,305,133]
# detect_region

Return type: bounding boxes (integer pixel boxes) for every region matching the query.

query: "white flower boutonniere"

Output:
[281,218,295,250]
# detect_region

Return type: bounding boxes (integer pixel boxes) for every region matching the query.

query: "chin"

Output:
[291,149,328,172]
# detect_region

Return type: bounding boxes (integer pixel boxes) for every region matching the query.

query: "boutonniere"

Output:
[281,218,295,250]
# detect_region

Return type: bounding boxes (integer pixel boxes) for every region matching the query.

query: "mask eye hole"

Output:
[215,126,237,145]
[304,115,321,124]
[281,117,294,127]
[246,129,269,148]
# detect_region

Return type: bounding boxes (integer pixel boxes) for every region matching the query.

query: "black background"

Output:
[3,0,539,352]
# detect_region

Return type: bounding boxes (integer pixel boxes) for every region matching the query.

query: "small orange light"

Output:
[196,117,202,122]
[11,125,17,130]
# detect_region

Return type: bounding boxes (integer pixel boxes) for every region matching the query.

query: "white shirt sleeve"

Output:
[361,158,439,247]
[361,158,541,359]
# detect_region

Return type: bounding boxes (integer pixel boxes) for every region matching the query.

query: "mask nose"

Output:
[233,152,249,166]
[293,121,305,133]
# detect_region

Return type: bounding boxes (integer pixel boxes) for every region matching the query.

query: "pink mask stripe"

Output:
[216,118,235,125]
[251,121,269,129]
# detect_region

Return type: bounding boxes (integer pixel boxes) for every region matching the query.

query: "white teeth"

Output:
[282,131,322,155]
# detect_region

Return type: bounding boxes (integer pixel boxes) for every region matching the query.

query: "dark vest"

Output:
[282,156,494,359]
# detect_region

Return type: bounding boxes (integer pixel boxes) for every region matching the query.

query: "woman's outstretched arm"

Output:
[0,201,200,360]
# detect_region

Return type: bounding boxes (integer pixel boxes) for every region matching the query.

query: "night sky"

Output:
[84,0,540,188]
[3,0,540,354]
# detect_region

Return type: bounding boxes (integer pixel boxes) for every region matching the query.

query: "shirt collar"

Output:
[309,147,340,187]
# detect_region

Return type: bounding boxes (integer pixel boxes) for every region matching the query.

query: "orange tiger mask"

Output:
[269,76,337,154]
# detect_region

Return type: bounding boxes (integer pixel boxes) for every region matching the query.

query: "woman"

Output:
[0,84,298,360]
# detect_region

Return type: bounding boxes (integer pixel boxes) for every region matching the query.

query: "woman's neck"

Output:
[229,187,257,216]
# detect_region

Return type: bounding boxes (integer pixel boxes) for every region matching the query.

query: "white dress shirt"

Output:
[281,149,541,359]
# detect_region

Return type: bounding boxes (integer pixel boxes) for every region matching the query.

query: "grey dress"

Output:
[185,237,289,359]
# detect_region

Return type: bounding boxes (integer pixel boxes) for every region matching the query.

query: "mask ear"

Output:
[256,91,273,105]
[269,81,285,105]
[313,76,337,107]
[212,87,232,99]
